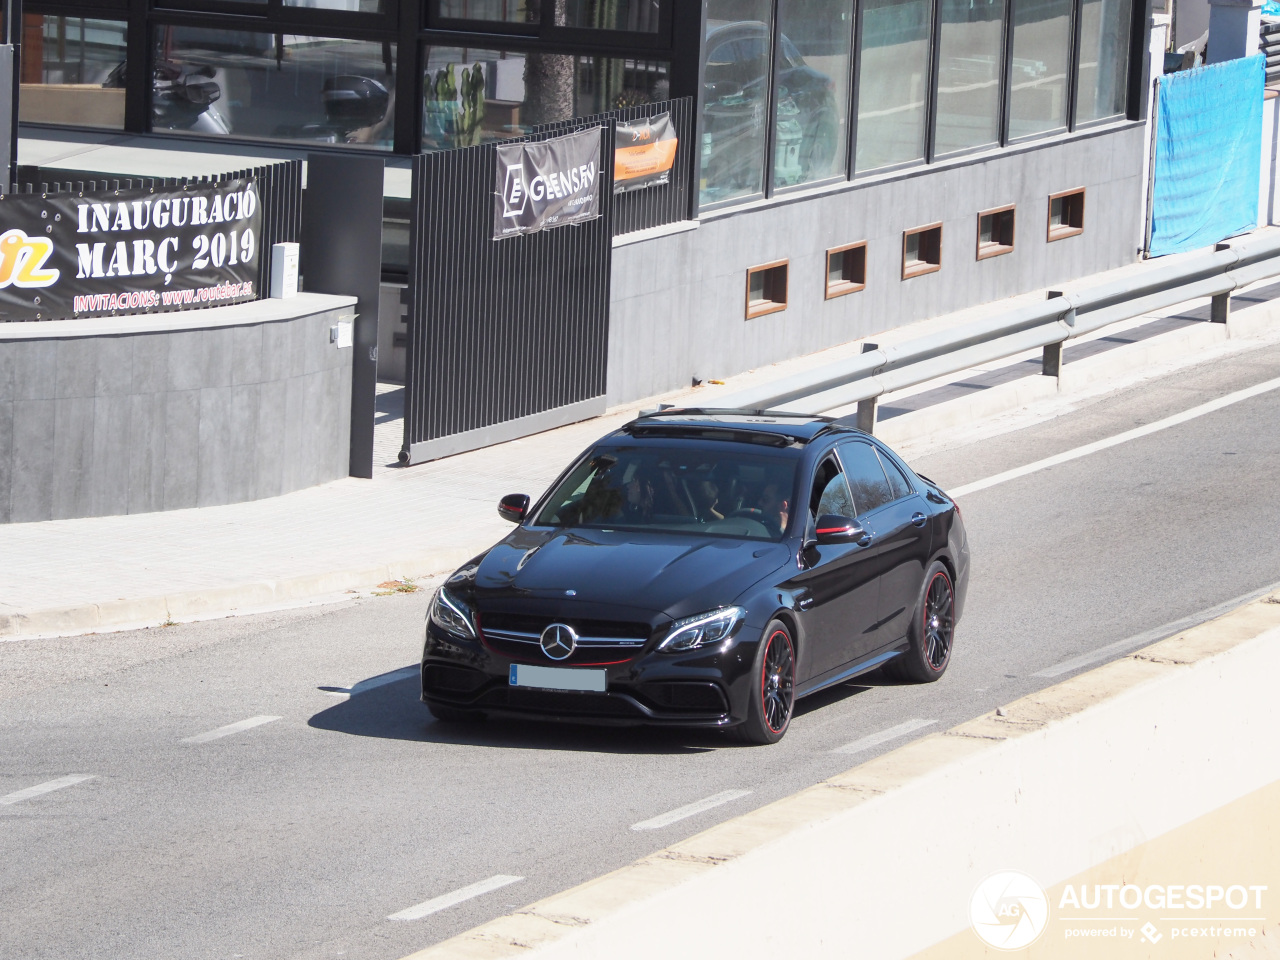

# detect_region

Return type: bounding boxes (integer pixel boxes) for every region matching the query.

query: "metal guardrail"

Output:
[716,230,1280,428]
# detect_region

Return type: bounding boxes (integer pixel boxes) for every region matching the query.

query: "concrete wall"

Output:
[607,124,1147,405]
[0,293,356,523]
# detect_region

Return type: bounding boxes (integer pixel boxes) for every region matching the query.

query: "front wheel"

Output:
[888,561,955,683]
[735,620,796,745]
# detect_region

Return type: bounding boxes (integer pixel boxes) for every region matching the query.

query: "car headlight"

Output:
[428,586,477,640]
[657,606,746,653]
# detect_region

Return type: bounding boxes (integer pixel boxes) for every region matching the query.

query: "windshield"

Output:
[534,444,798,541]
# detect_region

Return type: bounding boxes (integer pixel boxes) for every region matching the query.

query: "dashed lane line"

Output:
[831,718,936,755]
[0,774,96,805]
[181,715,282,744]
[388,875,524,921]
[630,789,752,831]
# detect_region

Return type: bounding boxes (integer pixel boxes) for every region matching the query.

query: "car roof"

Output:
[616,408,867,447]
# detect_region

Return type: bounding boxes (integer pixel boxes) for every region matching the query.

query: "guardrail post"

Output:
[1211,243,1233,322]
[856,397,877,433]
[1043,291,1064,376]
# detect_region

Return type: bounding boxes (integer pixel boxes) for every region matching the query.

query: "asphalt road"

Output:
[4,342,1280,960]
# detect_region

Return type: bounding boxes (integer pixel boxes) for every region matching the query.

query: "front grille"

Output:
[422,663,488,695]
[479,611,653,665]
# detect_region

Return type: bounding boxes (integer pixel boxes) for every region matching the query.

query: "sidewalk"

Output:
[3,255,1279,640]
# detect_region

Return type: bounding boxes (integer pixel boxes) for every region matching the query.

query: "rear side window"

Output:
[876,448,913,501]
[836,441,894,516]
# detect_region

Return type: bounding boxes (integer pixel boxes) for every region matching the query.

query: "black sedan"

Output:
[421,410,969,744]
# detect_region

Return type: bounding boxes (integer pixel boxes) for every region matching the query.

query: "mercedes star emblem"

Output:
[540,622,578,660]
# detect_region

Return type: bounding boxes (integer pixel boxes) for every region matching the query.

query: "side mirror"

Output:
[814,514,865,545]
[498,493,530,524]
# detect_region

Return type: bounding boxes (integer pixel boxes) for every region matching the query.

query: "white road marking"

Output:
[1032,580,1280,679]
[949,375,1280,499]
[388,875,524,921]
[0,774,95,806]
[182,715,281,744]
[831,718,936,755]
[630,789,752,831]
[322,666,419,699]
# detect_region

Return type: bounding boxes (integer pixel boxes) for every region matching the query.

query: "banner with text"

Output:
[0,178,262,322]
[613,112,677,194]
[493,127,602,239]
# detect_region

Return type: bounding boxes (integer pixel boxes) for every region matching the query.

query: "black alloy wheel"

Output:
[887,560,955,683]
[736,620,796,745]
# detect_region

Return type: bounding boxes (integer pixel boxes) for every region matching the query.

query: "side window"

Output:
[876,448,913,501]
[837,441,894,516]
[809,456,856,518]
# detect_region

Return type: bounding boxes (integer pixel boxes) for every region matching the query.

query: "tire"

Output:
[888,561,956,683]
[734,620,796,745]
[424,700,485,723]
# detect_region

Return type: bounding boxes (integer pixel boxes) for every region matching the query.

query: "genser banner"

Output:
[0,177,263,322]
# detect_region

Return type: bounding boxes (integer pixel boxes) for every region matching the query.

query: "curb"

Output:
[398,589,1280,960]
[0,547,477,640]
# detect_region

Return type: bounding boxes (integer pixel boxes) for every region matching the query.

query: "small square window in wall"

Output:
[902,223,942,279]
[826,242,867,299]
[746,260,789,319]
[976,205,1015,260]
[1047,188,1085,241]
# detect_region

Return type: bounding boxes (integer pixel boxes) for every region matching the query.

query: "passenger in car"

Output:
[757,482,790,538]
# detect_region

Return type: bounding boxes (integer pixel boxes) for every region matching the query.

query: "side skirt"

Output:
[795,641,910,699]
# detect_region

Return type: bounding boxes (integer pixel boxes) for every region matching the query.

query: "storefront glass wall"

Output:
[152,27,397,150]
[284,0,383,10]
[18,15,127,130]
[701,0,774,207]
[933,0,1006,156]
[771,0,853,190]
[1077,0,1133,122]
[438,0,532,23]
[1008,0,1073,138]
[855,0,931,172]
[422,45,669,148]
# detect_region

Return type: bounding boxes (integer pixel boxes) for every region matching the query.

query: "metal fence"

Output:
[4,158,302,312]
[400,120,616,465]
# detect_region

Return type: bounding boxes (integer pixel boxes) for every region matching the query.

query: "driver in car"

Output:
[756,482,790,538]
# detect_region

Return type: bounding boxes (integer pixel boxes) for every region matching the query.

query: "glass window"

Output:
[1008,0,1071,138]
[876,449,913,500]
[422,46,669,149]
[771,0,852,190]
[855,0,931,173]
[534,445,799,541]
[1076,0,1132,123]
[284,0,383,10]
[701,0,774,207]
[837,441,895,514]
[152,28,396,149]
[438,0,534,22]
[18,16,127,130]
[815,469,857,518]
[564,0,662,31]
[933,0,1005,156]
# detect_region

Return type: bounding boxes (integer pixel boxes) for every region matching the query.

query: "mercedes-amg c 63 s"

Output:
[421,410,969,744]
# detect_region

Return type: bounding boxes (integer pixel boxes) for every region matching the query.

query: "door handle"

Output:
[911,512,927,527]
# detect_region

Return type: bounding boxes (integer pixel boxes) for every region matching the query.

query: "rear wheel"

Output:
[888,561,955,683]
[735,620,796,745]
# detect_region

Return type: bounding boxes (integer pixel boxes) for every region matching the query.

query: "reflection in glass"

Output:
[438,0,533,21]
[933,0,1005,155]
[564,0,662,31]
[855,0,931,172]
[151,28,396,149]
[1077,0,1132,123]
[772,0,851,189]
[18,16,128,130]
[422,47,669,149]
[702,0,774,206]
[1008,0,1071,138]
[284,0,382,10]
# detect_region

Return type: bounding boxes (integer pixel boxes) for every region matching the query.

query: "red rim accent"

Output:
[760,628,794,734]
[923,570,953,672]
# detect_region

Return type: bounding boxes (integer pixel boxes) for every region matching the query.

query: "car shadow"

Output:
[793,680,875,718]
[308,665,721,754]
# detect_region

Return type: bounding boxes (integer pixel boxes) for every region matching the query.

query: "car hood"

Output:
[471,526,792,620]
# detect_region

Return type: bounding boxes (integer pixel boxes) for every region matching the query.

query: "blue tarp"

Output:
[1149,54,1263,257]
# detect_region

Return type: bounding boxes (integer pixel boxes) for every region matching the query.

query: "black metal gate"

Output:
[400,98,693,465]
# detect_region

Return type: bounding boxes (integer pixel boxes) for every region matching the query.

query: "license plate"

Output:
[509,664,606,693]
